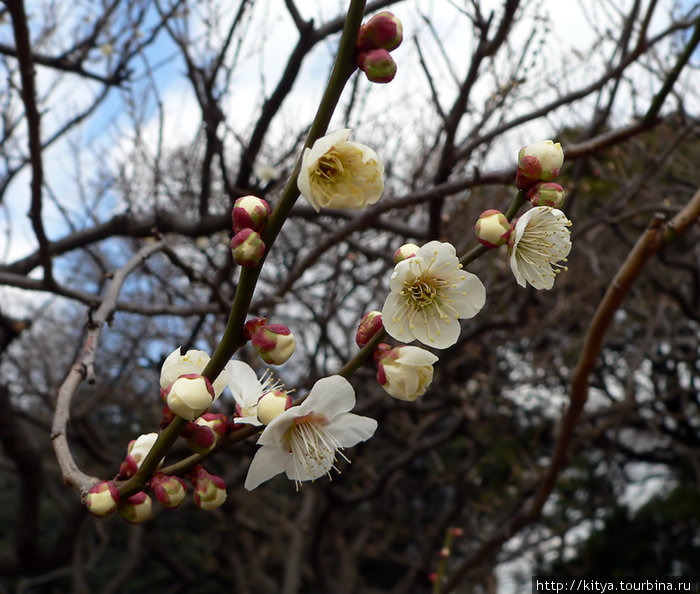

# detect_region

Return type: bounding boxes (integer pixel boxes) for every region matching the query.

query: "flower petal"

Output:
[227,360,263,406]
[324,414,378,447]
[244,445,288,490]
[298,375,356,419]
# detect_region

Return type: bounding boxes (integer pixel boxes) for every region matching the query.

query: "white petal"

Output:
[244,445,288,490]
[381,292,416,342]
[306,128,351,162]
[447,273,486,318]
[299,375,356,419]
[395,346,438,366]
[227,360,263,406]
[411,314,461,349]
[325,414,378,447]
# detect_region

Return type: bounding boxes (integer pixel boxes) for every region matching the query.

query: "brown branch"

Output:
[50,241,166,494]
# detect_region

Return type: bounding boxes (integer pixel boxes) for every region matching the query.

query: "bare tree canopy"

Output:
[0,0,699,592]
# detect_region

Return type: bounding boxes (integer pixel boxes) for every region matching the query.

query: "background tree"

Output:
[0,0,699,592]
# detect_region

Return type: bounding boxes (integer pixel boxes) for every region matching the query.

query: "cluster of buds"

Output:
[356,12,403,83]
[515,140,566,205]
[244,317,296,365]
[231,195,270,267]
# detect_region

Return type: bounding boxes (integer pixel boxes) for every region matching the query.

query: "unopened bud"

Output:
[246,318,296,365]
[232,195,270,233]
[475,209,511,248]
[357,49,397,84]
[86,481,119,517]
[393,243,419,265]
[192,467,227,511]
[257,390,292,425]
[151,473,187,509]
[357,11,403,52]
[526,182,565,208]
[231,228,265,267]
[118,491,152,524]
[355,311,383,348]
[165,374,216,421]
[516,139,564,189]
[118,433,163,479]
[185,413,228,454]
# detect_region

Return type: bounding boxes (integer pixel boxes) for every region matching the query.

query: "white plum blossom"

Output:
[297,129,384,211]
[160,347,230,398]
[509,206,572,290]
[244,375,377,490]
[381,241,486,349]
[378,345,438,401]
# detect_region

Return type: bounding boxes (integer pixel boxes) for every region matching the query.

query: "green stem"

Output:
[116,0,368,498]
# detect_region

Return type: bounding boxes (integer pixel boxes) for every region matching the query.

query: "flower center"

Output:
[404,276,445,310]
[314,148,345,182]
[284,414,348,490]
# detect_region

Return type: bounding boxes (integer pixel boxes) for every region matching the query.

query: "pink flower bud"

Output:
[184,413,228,454]
[247,320,296,366]
[232,195,270,233]
[357,49,397,84]
[256,389,293,425]
[118,433,162,479]
[355,311,383,348]
[393,243,419,265]
[86,481,120,517]
[516,140,564,189]
[151,473,187,509]
[475,209,511,248]
[192,467,227,511]
[231,228,265,267]
[526,182,565,208]
[357,11,403,52]
[118,491,152,524]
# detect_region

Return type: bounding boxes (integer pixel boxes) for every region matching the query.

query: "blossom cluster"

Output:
[82,11,574,524]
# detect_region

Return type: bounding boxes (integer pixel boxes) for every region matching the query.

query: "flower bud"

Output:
[376,345,438,401]
[192,467,227,511]
[118,491,152,524]
[357,49,397,84]
[475,209,511,248]
[516,140,564,189]
[357,11,403,52]
[246,318,296,365]
[256,389,293,425]
[231,228,265,267]
[185,413,228,454]
[118,432,163,479]
[393,243,419,265]
[151,473,187,509]
[526,182,566,208]
[165,374,216,420]
[86,481,120,517]
[355,311,383,348]
[232,195,270,233]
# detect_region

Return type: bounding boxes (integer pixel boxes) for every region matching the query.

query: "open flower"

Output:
[381,241,486,349]
[228,360,289,426]
[160,347,230,398]
[508,206,572,290]
[244,375,377,490]
[377,345,438,401]
[297,129,384,211]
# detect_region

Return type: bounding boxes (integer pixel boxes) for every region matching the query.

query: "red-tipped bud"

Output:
[526,182,566,208]
[151,473,187,509]
[192,467,227,511]
[357,11,403,52]
[118,433,162,479]
[86,481,120,517]
[118,491,152,524]
[231,228,265,267]
[475,209,511,248]
[357,49,397,84]
[355,311,383,348]
[247,320,296,365]
[232,195,270,233]
[185,413,228,454]
[516,140,564,189]
[165,374,216,420]
[393,243,419,265]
